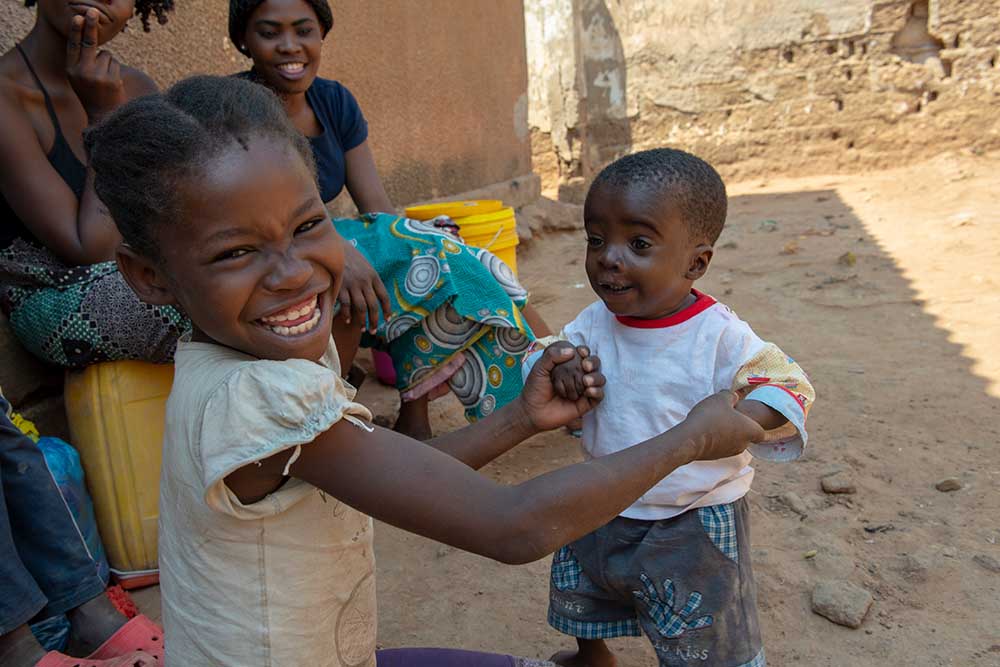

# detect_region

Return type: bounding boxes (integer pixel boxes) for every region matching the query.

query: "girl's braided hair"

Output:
[24,0,175,31]
[228,0,333,56]
[86,75,316,259]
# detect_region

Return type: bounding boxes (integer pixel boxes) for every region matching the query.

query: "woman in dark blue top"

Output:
[232,0,553,440]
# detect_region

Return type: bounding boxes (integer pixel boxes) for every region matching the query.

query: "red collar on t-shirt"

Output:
[614,289,717,329]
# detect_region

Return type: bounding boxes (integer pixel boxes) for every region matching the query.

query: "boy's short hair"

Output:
[589,148,728,244]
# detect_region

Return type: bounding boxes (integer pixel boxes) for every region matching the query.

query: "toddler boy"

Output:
[527,149,815,667]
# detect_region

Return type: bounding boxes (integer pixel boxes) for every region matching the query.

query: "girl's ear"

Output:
[685,244,714,280]
[116,245,178,307]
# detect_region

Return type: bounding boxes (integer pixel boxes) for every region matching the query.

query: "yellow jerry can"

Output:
[64,361,174,587]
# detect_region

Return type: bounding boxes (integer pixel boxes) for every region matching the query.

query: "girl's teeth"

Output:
[267,307,322,337]
[261,296,318,324]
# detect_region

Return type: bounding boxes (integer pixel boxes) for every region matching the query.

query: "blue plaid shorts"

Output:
[548,497,764,667]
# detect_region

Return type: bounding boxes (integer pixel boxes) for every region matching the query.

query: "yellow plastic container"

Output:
[404,199,503,221]
[64,361,174,585]
[452,206,520,274]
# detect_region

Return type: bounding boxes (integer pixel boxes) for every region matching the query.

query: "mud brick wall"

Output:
[526,0,1000,195]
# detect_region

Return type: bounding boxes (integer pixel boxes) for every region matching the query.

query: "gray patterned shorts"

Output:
[548,497,765,667]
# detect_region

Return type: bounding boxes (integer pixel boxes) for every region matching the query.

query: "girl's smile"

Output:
[133,134,344,362]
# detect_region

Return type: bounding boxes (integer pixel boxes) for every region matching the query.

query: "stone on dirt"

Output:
[821,472,857,495]
[934,477,962,492]
[779,491,809,517]
[811,580,874,628]
[973,554,1000,574]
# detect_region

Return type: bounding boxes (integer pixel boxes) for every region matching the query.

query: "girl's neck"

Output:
[20,18,72,82]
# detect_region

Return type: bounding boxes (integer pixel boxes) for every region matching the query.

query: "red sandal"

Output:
[87,615,163,661]
[35,649,158,667]
[36,615,165,667]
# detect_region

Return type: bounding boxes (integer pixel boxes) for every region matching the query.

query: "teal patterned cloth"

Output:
[0,239,187,368]
[334,213,534,421]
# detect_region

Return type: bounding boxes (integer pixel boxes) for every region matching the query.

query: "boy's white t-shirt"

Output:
[159,337,377,667]
[533,291,813,521]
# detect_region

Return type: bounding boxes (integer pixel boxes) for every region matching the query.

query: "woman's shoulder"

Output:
[122,65,159,98]
[0,49,41,111]
[309,77,359,107]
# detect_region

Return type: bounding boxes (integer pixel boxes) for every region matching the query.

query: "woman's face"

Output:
[39,0,135,44]
[243,0,324,96]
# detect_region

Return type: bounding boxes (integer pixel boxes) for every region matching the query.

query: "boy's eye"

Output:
[297,27,314,36]
[586,236,604,248]
[214,247,253,262]
[630,238,652,251]
[295,218,325,235]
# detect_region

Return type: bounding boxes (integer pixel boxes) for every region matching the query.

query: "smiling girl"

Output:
[86,75,764,666]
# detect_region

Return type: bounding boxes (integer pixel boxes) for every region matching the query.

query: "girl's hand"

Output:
[520,344,605,431]
[66,9,127,122]
[338,242,392,333]
[683,391,766,461]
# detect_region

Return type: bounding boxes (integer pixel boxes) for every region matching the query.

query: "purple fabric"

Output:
[377,648,516,666]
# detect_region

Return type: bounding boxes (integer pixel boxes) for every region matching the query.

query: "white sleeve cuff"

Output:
[745,384,808,462]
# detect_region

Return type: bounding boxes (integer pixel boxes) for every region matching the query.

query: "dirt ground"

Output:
[136,150,1000,665]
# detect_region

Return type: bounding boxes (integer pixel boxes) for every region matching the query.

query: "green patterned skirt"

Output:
[335,213,534,421]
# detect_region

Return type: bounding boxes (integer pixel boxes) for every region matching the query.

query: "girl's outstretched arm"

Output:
[227,347,764,565]
[425,346,604,469]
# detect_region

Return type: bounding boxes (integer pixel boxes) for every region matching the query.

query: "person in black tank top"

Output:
[0,1,188,371]
[0,44,87,249]
[0,6,175,661]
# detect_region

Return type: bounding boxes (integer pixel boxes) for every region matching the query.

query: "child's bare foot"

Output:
[550,639,616,667]
[65,592,127,656]
[393,396,433,441]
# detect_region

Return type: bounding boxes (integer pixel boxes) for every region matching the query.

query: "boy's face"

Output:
[584,182,713,320]
[120,136,343,362]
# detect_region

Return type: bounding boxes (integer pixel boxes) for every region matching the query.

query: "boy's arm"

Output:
[732,343,815,461]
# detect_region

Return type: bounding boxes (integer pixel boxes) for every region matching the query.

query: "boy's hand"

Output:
[683,391,766,461]
[735,399,788,431]
[520,344,605,431]
[548,342,591,402]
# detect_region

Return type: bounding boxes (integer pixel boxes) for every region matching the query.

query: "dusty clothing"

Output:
[158,337,377,667]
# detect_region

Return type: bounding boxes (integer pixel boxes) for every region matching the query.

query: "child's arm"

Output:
[227,347,765,565]
[731,342,815,460]
[735,397,788,431]
[428,346,602,469]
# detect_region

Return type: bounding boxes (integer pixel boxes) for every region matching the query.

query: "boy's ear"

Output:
[685,244,714,280]
[116,245,178,307]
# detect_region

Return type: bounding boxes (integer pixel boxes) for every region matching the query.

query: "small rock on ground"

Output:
[821,472,857,494]
[779,491,809,517]
[973,554,1000,573]
[935,477,963,492]
[811,580,873,628]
